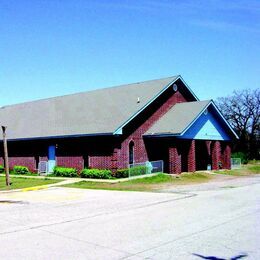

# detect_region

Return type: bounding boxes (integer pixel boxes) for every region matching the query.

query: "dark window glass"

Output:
[129,141,134,165]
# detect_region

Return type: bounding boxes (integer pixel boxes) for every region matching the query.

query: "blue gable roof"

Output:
[179,105,232,141]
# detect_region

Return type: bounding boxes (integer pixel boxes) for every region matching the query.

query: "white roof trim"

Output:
[113,76,199,135]
[210,101,239,139]
[180,100,239,139]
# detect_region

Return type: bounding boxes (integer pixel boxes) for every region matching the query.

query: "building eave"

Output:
[0,132,114,142]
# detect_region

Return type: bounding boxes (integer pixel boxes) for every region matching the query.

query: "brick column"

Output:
[169,145,181,174]
[212,141,221,170]
[205,141,211,156]
[187,140,196,172]
[222,143,231,169]
[111,148,119,173]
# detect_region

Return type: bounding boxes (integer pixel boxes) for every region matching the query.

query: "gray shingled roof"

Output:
[145,100,211,136]
[0,76,179,140]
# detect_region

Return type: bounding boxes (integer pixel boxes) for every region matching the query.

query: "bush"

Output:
[13,165,30,175]
[114,168,129,178]
[0,165,4,173]
[232,152,248,164]
[80,168,112,179]
[129,166,148,177]
[53,166,78,177]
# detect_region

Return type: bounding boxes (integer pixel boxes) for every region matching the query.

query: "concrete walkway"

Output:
[0,172,159,184]
[0,172,160,193]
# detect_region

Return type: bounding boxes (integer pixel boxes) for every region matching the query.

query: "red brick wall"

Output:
[89,155,112,169]
[8,157,36,172]
[116,89,188,169]
[56,156,84,172]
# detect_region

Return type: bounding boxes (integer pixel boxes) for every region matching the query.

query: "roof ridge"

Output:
[0,75,179,109]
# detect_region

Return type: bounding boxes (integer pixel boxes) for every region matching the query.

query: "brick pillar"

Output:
[222,143,231,169]
[188,140,196,172]
[212,141,221,170]
[111,148,118,173]
[205,141,211,156]
[169,146,181,174]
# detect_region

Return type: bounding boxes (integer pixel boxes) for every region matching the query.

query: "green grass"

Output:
[9,171,39,176]
[248,165,260,173]
[62,172,213,192]
[215,164,260,176]
[0,176,62,190]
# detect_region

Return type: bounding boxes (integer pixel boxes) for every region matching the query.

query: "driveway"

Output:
[0,176,259,259]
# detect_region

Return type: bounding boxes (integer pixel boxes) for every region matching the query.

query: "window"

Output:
[83,155,89,168]
[129,141,134,165]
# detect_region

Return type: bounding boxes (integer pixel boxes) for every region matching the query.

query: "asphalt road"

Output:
[0,176,259,260]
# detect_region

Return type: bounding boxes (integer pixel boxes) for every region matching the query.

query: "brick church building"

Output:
[0,75,238,174]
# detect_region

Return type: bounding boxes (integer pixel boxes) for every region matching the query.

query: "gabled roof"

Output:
[145,100,211,135]
[145,100,239,139]
[0,75,197,141]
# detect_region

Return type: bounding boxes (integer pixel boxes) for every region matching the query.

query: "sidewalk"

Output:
[0,173,159,193]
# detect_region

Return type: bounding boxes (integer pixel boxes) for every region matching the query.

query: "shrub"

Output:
[129,166,148,177]
[0,165,4,173]
[13,165,30,175]
[53,166,78,177]
[232,152,248,164]
[80,168,112,179]
[114,168,129,178]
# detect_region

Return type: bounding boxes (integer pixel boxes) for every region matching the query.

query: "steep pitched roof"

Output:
[145,100,239,139]
[0,76,187,140]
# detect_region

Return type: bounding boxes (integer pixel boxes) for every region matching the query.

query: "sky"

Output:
[0,0,259,106]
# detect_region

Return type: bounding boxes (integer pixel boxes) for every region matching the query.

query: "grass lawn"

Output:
[0,176,62,191]
[62,172,214,192]
[215,164,260,176]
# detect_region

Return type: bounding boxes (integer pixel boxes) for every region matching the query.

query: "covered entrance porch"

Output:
[167,139,231,174]
[144,100,238,174]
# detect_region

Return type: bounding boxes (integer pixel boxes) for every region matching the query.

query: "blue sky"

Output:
[0,0,259,106]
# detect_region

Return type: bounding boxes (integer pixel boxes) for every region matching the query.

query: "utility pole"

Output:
[2,126,10,186]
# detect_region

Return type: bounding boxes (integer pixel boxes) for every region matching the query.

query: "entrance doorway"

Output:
[195,141,211,170]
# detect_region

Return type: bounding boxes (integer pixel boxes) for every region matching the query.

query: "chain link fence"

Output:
[231,158,241,169]
[128,160,164,178]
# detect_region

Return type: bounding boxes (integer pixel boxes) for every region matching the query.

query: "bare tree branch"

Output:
[216,88,260,159]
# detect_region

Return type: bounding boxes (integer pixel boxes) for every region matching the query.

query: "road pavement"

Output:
[0,176,259,259]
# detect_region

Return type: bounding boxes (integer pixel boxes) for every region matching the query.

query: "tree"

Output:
[216,88,260,160]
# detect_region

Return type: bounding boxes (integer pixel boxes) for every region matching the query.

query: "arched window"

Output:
[129,141,134,165]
